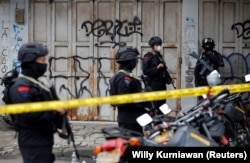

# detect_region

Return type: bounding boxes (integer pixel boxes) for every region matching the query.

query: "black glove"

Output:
[204,51,221,68]
[205,51,214,59]
[144,86,152,92]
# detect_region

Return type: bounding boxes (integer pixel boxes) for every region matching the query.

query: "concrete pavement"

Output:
[0,156,94,163]
[0,116,118,162]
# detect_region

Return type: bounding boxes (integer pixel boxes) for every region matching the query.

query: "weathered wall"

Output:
[0,0,249,121]
[181,0,199,108]
[0,0,28,102]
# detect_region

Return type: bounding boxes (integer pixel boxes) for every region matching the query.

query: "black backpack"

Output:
[1,69,19,126]
[1,69,19,104]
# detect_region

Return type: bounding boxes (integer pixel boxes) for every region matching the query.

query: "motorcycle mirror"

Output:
[244,74,250,82]
[159,103,171,115]
[136,113,153,127]
[201,94,207,99]
[213,89,230,104]
[206,70,221,86]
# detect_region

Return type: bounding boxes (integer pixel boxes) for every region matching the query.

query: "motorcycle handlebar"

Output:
[164,89,230,127]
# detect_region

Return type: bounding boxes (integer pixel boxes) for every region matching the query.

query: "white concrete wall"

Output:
[0,0,28,104]
[181,0,199,109]
[0,0,200,109]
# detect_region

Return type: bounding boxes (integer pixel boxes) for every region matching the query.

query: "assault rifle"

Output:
[140,73,156,114]
[49,82,80,161]
[155,54,176,89]
[189,51,213,75]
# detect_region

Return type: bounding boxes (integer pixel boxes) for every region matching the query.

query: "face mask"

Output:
[35,62,47,76]
[155,46,161,52]
[126,60,137,71]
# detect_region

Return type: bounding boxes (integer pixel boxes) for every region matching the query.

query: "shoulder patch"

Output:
[143,56,151,61]
[18,86,30,98]
[124,76,132,86]
[143,52,153,61]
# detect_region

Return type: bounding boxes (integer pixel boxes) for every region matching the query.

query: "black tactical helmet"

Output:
[148,36,162,47]
[202,37,215,50]
[18,42,48,62]
[116,46,139,63]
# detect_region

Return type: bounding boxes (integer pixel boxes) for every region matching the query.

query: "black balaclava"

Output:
[118,60,137,72]
[21,62,47,79]
[203,44,213,52]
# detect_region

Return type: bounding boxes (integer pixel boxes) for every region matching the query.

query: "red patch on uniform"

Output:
[144,56,150,61]
[17,86,30,93]
[124,76,132,81]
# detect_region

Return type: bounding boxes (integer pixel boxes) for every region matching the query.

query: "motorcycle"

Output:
[92,126,143,163]
[93,72,250,163]
[188,55,250,146]
[136,103,177,146]
[137,84,250,147]
[92,103,172,163]
[218,73,250,147]
[93,64,250,163]
[136,90,230,147]
[206,71,250,146]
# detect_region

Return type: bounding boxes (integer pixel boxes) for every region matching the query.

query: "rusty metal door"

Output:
[91,0,182,116]
[138,0,182,110]
[29,0,182,121]
[29,0,97,121]
[199,0,250,84]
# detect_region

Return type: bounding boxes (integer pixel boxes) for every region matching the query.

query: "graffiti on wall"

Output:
[81,16,143,48]
[1,21,9,73]
[48,56,93,99]
[231,20,250,39]
[48,52,250,101]
[48,55,119,99]
[221,53,250,82]
[0,23,24,74]
[12,24,24,52]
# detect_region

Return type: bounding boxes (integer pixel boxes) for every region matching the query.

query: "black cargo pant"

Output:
[19,146,55,163]
[148,78,167,114]
[118,122,143,136]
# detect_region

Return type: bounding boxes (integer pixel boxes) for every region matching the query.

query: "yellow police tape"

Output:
[0,83,250,115]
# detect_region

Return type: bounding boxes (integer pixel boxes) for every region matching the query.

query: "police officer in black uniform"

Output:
[194,37,224,100]
[109,46,147,135]
[142,36,174,113]
[8,42,66,163]
[194,37,224,87]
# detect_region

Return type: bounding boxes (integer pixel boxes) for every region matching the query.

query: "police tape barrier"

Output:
[0,83,250,115]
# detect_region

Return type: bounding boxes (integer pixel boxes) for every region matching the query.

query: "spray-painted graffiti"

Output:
[81,16,143,48]
[49,52,250,102]
[48,56,93,99]
[12,24,24,52]
[1,30,8,38]
[48,55,118,101]
[1,21,9,74]
[221,53,250,100]
[48,56,143,100]
[96,57,116,96]
[221,53,250,82]
[231,20,250,39]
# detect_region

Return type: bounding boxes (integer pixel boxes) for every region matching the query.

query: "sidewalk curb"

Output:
[54,147,94,158]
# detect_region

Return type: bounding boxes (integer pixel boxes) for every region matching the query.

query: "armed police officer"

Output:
[109,46,148,135]
[7,42,67,163]
[194,38,224,100]
[194,37,224,87]
[142,36,174,113]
